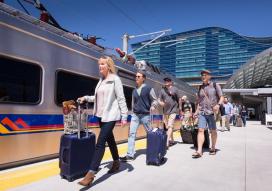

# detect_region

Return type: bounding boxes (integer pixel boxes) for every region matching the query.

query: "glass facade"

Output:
[131,27,272,85]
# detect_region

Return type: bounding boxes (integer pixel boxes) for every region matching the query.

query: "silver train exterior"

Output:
[0,3,196,169]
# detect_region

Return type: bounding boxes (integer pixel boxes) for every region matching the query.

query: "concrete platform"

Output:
[6,121,272,191]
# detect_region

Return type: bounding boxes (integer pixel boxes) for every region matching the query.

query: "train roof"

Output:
[0,3,196,97]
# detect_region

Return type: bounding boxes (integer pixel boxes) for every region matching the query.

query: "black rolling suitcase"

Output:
[59,103,96,181]
[180,126,194,144]
[146,115,167,166]
[192,129,210,149]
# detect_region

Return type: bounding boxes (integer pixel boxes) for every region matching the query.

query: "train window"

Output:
[56,71,99,106]
[123,86,133,110]
[0,56,41,104]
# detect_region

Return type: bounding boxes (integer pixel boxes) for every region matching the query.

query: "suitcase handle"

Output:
[77,103,81,139]
[150,113,153,128]
[150,110,163,130]
[60,146,69,165]
[150,109,156,129]
[76,101,90,138]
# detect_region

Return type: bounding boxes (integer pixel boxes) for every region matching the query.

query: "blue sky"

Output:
[6,0,272,53]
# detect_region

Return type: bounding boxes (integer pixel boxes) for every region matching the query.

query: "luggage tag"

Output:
[152,128,158,132]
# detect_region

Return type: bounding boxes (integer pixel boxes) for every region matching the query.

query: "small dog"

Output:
[62,100,76,115]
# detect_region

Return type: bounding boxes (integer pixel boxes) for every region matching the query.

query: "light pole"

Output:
[122,29,172,55]
[122,33,130,54]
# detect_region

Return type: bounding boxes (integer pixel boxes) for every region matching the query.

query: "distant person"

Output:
[232,104,240,126]
[115,48,136,65]
[229,102,234,124]
[134,60,147,71]
[77,56,128,187]
[241,106,248,127]
[120,71,159,161]
[193,70,224,158]
[159,77,181,148]
[222,97,233,131]
[249,111,254,119]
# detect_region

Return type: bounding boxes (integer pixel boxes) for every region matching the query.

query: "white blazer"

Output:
[84,73,128,122]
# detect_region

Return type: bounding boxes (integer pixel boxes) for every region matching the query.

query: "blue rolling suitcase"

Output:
[59,103,96,181]
[59,132,95,181]
[146,128,167,166]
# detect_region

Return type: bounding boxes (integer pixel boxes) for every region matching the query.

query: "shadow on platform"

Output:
[266,126,272,130]
[134,148,146,159]
[79,161,134,190]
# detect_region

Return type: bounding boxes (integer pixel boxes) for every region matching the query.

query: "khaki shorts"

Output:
[163,113,177,129]
[222,115,230,128]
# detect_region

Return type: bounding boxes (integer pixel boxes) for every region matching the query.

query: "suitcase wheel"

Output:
[67,177,74,182]
[146,162,160,166]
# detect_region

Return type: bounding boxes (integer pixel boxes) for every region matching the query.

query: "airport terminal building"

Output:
[131,27,272,85]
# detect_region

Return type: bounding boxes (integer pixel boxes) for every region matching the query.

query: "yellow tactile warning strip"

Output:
[0,132,180,191]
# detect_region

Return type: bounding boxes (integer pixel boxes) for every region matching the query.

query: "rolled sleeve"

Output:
[149,88,159,108]
[215,83,223,97]
[84,95,95,102]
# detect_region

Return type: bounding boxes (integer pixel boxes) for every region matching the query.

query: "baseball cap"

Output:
[200,69,211,75]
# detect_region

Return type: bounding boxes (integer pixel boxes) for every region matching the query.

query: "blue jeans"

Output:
[127,114,152,157]
[241,116,246,126]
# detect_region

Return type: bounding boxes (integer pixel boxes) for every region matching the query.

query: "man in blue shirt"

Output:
[222,97,233,131]
[120,71,159,161]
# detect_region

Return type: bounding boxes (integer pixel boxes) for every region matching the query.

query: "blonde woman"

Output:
[77,56,128,186]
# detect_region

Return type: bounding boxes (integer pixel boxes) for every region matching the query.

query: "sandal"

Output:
[192,152,202,158]
[209,149,216,155]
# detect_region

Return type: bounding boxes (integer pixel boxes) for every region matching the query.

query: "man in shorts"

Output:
[159,77,181,148]
[193,70,224,158]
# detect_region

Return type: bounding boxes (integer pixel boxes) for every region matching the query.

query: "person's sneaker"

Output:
[119,156,134,162]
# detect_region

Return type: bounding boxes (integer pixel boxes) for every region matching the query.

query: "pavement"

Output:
[4,121,272,191]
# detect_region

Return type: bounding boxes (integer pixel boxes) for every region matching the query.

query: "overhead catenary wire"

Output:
[16,0,30,15]
[105,0,147,33]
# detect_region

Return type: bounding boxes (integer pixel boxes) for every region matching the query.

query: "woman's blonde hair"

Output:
[99,56,116,74]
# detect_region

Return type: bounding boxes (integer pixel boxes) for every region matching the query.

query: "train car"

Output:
[0,3,196,169]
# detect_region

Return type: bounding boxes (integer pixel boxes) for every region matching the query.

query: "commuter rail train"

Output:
[0,3,196,169]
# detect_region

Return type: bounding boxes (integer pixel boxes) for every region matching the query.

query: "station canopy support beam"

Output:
[223,88,272,96]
